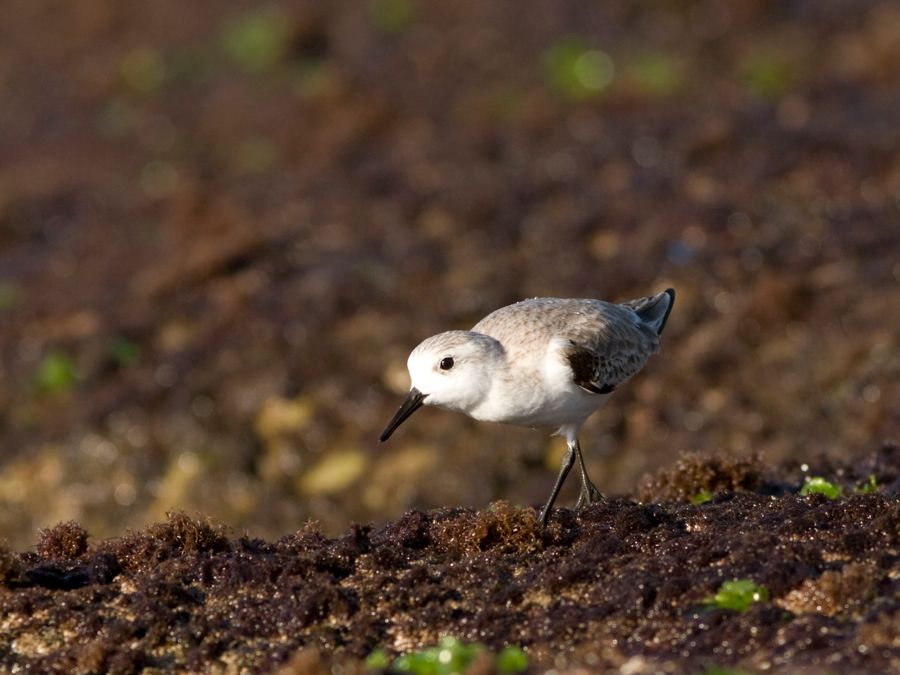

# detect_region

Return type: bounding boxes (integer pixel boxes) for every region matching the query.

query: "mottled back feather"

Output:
[472,291,673,394]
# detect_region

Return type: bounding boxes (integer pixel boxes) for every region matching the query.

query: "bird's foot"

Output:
[575,482,603,509]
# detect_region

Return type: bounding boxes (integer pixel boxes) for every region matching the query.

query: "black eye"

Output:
[439,357,454,371]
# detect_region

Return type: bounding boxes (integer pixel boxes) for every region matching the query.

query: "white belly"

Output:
[470,376,609,429]
[464,333,611,430]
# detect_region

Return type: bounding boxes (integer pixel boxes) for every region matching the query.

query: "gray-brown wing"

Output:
[472,298,598,359]
[473,297,661,393]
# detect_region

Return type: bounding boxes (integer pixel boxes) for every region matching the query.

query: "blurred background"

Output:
[0,0,898,550]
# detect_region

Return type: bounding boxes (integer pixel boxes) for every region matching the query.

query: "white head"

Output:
[379,330,505,441]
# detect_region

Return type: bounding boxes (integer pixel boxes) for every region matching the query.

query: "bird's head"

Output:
[379,330,504,441]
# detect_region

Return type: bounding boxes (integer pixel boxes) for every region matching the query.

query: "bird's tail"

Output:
[626,288,675,336]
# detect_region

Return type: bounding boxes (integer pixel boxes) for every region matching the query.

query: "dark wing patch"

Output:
[565,342,616,394]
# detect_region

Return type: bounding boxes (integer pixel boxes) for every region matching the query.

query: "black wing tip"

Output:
[657,288,675,335]
[629,287,676,335]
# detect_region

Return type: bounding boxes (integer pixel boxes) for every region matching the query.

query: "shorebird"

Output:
[379,289,675,525]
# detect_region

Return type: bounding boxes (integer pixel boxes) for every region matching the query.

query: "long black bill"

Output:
[379,388,427,442]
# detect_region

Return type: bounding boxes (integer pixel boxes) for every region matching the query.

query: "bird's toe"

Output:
[575,484,604,509]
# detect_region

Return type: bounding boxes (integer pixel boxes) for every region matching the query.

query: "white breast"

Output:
[468,335,609,429]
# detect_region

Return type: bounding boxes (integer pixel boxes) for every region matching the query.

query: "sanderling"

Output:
[380,288,675,526]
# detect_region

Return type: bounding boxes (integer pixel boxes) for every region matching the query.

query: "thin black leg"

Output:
[573,439,603,509]
[539,441,576,526]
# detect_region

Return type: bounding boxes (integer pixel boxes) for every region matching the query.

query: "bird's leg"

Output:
[573,439,603,509]
[539,441,576,526]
